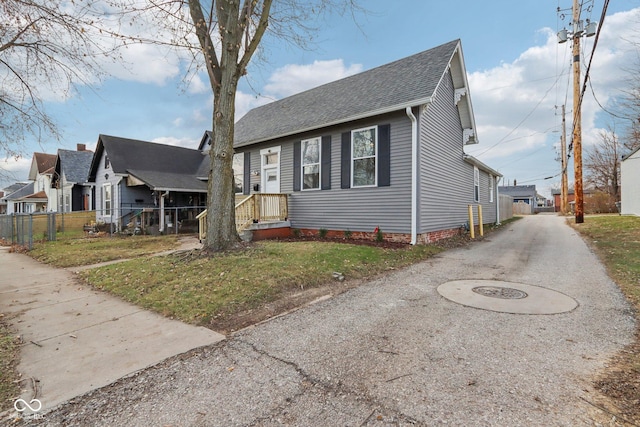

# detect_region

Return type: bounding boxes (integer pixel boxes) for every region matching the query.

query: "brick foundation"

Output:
[291,227,464,245]
[251,226,292,241]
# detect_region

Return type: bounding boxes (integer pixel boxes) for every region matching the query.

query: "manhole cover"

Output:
[436,280,578,315]
[472,286,528,299]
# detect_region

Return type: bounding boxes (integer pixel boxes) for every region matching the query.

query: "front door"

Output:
[261,146,280,193]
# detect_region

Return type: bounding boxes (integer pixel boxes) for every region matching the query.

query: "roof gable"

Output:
[56,149,94,184]
[88,135,207,187]
[28,152,57,180]
[234,39,473,147]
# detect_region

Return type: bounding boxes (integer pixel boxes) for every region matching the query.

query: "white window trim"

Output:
[301,137,322,191]
[103,183,112,216]
[233,152,244,194]
[473,166,480,203]
[489,175,494,203]
[260,146,281,193]
[351,125,378,188]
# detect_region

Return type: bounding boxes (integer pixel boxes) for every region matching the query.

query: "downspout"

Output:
[406,106,418,245]
[114,177,122,232]
[496,176,502,225]
[159,191,169,233]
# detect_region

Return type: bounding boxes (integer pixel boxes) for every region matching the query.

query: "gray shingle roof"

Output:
[89,135,208,192]
[127,170,208,192]
[57,149,94,184]
[4,182,34,200]
[234,39,460,147]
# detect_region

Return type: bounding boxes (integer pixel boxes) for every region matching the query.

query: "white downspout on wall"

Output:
[496,176,502,225]
[159,191,169,233]
[406,106,418,245]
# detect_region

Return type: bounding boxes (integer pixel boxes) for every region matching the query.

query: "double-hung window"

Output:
[489,175,494,202]
[473,167,480,202]
[302,137,321,190]
[233,152,244,194]
[352,126,377,187]
[103,184,112,216]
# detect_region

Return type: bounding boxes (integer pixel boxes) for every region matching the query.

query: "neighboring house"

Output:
[0,191,5,215]
[621,145,640,216]
[207,39,501,243]
[498,185,536,214]
[27,152,58,212]
[51,144,95,212]
[1,183,29,214]
[87,135,208,232]
[3,182,48,213]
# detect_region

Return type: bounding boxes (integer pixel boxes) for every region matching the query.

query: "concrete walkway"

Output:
[0,244,224,414]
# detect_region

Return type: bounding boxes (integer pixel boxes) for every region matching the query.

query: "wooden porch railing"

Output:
[197,193,288,241]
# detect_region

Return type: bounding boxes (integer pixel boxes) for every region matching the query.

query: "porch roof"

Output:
[127,169,207,193]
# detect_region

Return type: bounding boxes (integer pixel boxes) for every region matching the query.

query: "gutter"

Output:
[406,106,419,245]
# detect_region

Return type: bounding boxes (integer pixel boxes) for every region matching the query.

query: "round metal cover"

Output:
[437,280,578,315]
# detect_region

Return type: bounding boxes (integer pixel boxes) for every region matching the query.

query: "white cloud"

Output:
[264,59,363,98]
[0,157,31,188]
[467,7,640,167]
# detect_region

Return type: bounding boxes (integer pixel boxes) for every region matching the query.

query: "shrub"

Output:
[343,229,352,239]
[318,228,328,238]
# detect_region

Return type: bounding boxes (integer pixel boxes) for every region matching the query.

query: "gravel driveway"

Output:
[35,215,635,426]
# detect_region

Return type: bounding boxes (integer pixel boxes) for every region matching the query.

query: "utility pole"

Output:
[560,104,569,214]
[571,0,584,223]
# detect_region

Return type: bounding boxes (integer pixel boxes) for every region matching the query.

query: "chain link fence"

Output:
[0,207,205,250]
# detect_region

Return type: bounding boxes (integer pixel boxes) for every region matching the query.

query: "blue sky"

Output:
[3,0,640,199]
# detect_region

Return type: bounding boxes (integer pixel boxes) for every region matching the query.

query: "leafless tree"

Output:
[131,0,364,251]
[584,125,640,202]
[0,0,122,181]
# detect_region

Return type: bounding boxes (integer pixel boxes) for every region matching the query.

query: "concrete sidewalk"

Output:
[0,245,224,414]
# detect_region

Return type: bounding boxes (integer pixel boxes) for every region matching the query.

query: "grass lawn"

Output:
[29,234,180,268]
[80,240,442,328]
[571,215,640,422]
[0,319,20,412]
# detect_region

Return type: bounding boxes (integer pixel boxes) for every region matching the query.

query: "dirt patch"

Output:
[589,331,640,425]
[209,278,365,335]
[205,234,473,335]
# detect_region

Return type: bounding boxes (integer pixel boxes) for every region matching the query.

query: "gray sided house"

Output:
[218,39,501,243]
[88,135,208,233]
[52,145,95,212]
[498,185,537,214]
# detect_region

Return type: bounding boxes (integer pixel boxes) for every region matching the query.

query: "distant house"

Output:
[1,183,29,214]
[203,39,501,243]
[0,191,5,215]
[2,182,47,213]
[51,144,95,212]
[621,145,640,216]
[2,152,57,214]
[497,185,537,215]
[27,152,58,212]
[87,135,208,233]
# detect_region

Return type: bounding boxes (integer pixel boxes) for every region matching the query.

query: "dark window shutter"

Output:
[378,124,391,187]
[341,132,351,189]
[243,152,251,195]
[321,135,331,190]
[293,141,301,192]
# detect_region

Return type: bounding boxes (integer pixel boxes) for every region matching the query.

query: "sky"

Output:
[2,0,640,199]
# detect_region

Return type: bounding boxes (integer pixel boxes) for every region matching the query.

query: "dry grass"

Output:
[571,215,640,423]
[80,240,442,327]
[29,235,180,268]
[0,318,20,412]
